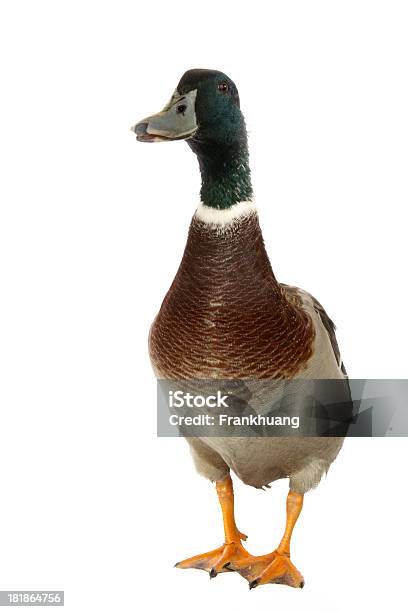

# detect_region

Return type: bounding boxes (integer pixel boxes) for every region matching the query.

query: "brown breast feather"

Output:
[149,213,315,379]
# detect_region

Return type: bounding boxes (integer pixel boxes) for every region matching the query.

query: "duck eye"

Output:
[176,104,187,115]
[217,82,229,93]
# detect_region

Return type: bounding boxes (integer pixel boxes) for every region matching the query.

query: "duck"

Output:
[132,68,347,590]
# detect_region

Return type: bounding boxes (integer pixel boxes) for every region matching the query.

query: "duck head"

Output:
[132,69,252,209]
[132,69,242,143]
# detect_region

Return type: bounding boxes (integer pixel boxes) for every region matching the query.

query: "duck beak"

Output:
[131,89,198,142]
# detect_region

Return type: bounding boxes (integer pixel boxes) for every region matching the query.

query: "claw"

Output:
[249,580,259,590]
[209,568,217,579]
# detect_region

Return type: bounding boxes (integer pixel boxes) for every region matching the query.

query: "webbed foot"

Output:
[234,550,304,589]
[175,538,250,577]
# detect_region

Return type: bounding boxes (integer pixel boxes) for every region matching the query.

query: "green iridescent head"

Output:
[132,69,253,209]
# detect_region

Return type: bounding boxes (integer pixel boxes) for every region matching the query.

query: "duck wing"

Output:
[280,283,347,376]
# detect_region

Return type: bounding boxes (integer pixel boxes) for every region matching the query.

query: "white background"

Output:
[0,1,407,611]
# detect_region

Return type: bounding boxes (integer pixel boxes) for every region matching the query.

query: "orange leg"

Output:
[234,490,305,589]
[175,475,251,577]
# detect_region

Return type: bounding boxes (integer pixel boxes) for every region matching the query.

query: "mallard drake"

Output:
[132,69,347,590]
